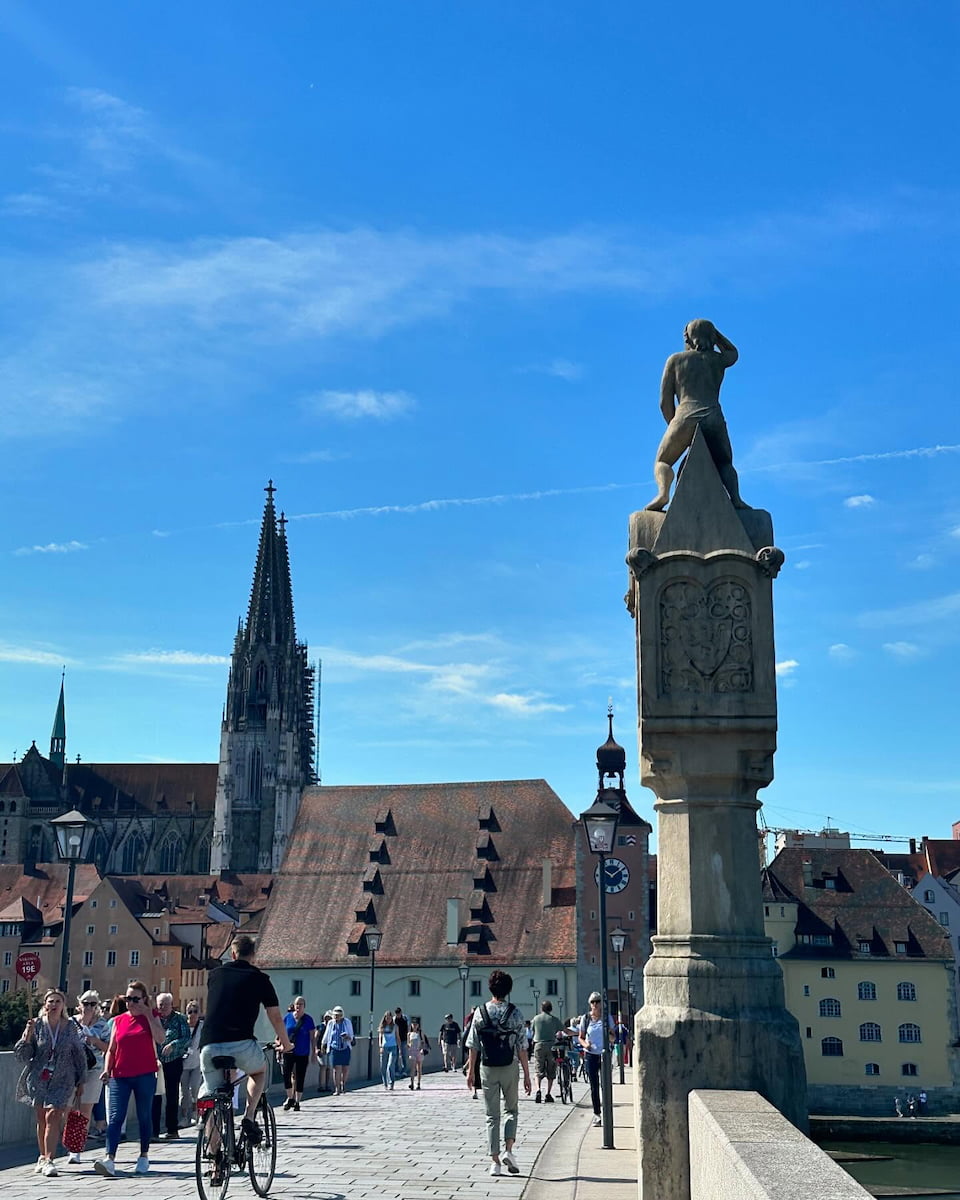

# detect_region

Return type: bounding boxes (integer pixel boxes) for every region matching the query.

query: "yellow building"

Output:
[763,847,960,1115]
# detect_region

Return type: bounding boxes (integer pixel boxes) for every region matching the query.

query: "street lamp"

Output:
[458,964,470,1064]
[365,926,382,1082]
[622,966,634,1068]
[610,927,626,1084]
[580,796,619,1150]
[532,987,540,1013]
[52,809,95,994]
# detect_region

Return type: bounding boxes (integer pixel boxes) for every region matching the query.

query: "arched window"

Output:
[158,834,183,874]
[859,1022,882,1043]
[858,981,876,1001]
[196,837,211,874]
[902,1062,918,1076]
[120,833,146,874]
[819,998,842,1018]
[897,981,917,1002]
[249,748,263,802]
[821,1037,843,1057]
[255,661,267,692]
[9,801,15,813]
[899,1023,921,1044]
[0,802,5,813]
[865,1063,880,1076]
[28,825,43,859]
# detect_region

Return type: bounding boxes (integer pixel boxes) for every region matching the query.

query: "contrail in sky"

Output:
[757,443,960,470]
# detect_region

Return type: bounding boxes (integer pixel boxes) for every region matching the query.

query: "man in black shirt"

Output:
[200,934,290,1144]
[438,1014,462,1072]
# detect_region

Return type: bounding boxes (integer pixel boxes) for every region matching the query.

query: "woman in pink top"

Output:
[94,979,164,1178]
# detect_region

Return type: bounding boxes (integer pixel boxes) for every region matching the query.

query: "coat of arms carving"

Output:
[659,578,753,695]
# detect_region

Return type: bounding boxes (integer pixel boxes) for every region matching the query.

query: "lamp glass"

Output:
[610,927,627,954]
[365,926,383,953]
[622,966,634,983]
[580,799,619,856]
[51,809,95,862]
[458,964,470,981]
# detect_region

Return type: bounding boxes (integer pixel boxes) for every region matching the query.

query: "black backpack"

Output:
[477,1002,517,1067]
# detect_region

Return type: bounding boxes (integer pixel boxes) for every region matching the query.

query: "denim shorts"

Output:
[199,1039,265,1096]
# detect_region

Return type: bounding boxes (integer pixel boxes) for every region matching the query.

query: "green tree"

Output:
[0,990,31,1048]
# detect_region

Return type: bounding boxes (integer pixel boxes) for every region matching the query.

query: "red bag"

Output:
[62,1109,89,1154]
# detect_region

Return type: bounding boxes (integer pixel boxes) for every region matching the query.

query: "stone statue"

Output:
[645,319,747,512]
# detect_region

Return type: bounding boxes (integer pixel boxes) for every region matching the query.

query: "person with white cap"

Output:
[321,1007,354,1095]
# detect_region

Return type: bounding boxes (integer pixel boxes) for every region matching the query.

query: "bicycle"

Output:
[553,1034,573,1105]
[196,1051,277,1200]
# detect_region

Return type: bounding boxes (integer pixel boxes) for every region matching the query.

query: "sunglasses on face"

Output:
[124,995,143,1004]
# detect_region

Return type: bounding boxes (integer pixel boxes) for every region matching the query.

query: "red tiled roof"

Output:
[66,763,217,815]
[257,780,577,970]
[0,864,101,920]
[126,874,273,913]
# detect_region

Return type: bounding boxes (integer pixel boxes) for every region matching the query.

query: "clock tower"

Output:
[576,709,652,1020]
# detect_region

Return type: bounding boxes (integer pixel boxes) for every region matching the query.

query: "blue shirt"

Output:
[284,1011,316,1056]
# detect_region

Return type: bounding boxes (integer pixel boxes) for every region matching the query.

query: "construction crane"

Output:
[757,816,913,866]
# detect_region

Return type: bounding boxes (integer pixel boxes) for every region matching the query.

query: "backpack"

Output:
[477,1002,517,1067]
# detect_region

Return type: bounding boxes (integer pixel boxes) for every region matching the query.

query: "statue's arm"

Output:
[659,356,678,423]
[713,329,738,368]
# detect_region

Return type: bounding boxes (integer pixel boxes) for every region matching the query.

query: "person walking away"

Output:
[578,991,614,1127]
[315,1011,333,1094]
[465,969,531,1177]
[407,1018,430,1090]
[321,1006,354,1095]
[15,988,87,1177]
[394,1008,409,1077]
[379,1011,398,1091]
[179,1002,204,1127]
[918,1089,928,1116]
[71,990,111,1163]
[439,1014,461,1072]
[530,1000,563,1103]
[94,981,164,1178]
[282,995,316,1110]
[461,1008,480,1098]
[156,993,190,1140]
[198,932,291,1175]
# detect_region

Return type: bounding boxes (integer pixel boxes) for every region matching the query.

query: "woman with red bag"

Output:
[15,988,88,1177]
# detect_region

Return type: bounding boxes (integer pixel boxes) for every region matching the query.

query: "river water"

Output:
[823,1140,960,1196]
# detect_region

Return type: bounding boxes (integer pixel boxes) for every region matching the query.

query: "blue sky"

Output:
[2,2,959,846]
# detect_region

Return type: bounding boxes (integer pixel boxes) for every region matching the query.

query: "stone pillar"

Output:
[627,430,807,1200]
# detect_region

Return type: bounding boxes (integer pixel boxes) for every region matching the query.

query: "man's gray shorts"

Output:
[200,1039,265,1097]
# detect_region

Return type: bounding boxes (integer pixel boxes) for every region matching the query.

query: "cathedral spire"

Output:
[49,671,66,772]
[245,480,295,647]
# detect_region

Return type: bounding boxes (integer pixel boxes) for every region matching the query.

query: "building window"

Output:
[771,945,779,957]
[859,1022,882,1043]
[939,912,950,926]
[805,1027,812,1038]
[858,941,871,954]
[86,925,95,935]
[109,899,117,908]
[590,911,596,922]
[83,951,94,967]
[470,980,482,997]
[897,982,917,1002]
[158,834,184,874]
[409,980,421,997]
[821,967,835,979]
[90,900,97,909]
[821,1037,843,1057]
[0,979,8,993]
[824,878,836,890]
[129,950,139,966]
[857,981,876,1001]
[902,1062,918,1077]
[82,979,91,992]
[924,890,935,903]
[865,1063,880,1076]
[819,998,841,1018]
[764,906,769,916]
[802,985,810,996]
[2,952,10,967]
[292,980,303,995]
[107,951,116,966]
[109,925,118,935]
[350,980,362,996]
[546,979,558,996]
[894,942,907,955]
[196,838,212,874]
[898,1023,921,1044]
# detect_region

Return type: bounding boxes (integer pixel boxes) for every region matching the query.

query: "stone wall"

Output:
[808,1082,960,1117]
[689,1090,870,1199]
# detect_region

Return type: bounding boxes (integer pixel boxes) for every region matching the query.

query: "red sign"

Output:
[15,952,41,981]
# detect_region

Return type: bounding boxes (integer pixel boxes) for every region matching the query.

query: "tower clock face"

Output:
[595,857,630,893]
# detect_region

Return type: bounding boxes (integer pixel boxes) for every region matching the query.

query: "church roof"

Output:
[257,779,577,970]
[65,763,217,816]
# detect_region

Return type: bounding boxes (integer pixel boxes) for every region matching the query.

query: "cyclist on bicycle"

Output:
[530,1000,563,1104]
[200,934,291,1145]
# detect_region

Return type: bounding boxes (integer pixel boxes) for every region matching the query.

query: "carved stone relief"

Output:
[660,578,753,695]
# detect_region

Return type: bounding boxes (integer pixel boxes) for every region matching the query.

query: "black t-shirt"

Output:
[395,1014,409,1041]
[200,959,279,1046]
[440,1020,461,1044]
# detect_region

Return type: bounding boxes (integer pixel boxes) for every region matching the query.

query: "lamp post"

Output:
[610,927,626,1084]
[622,967,634,1069]
[581,796,619,1150]
[458,964,470,1064]
[532,987,540,1013]
[365,926,382,1082]
[52,809,95,995]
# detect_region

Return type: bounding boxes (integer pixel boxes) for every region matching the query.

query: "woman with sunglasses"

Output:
[179,1001,204,1128]
[70,990,111,1163]
[94,981,165,1178]
[15,988,87,1177]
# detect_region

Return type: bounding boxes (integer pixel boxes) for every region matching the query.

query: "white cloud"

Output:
[280,448,341,464]
[13,540,88,556]
[0,643,74,666]
[950,526,960,539]
[794,560,811,570]
[113,650,230,666]
[775,660,799,677]
[485,692,569,715]
[844,494,875,508]
[859,592,960,628]
[520,358,584,381]
[882,641,924,660]
[828,643,856,661]
[305,389,414,421]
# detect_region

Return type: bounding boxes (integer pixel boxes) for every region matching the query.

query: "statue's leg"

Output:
[704,419,748,508]
[645,461,674,512]
[645,422,690,511]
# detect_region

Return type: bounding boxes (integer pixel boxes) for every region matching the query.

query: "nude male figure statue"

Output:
[645,319,747,512]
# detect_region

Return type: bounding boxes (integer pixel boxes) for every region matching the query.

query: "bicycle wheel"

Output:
[247,1093,277,1197]
[559,1061,570,1105]
[196,1104,232,1200]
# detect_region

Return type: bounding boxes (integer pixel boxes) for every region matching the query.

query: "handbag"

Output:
[63,1108,89,1154]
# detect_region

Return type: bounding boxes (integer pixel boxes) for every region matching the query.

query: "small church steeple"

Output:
[49,671,66,772]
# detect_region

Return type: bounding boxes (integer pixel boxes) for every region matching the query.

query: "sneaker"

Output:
[94,1158,117,1178]
[68,1152,82,1164]
[241,1116,262,1146]
[592,1115,602,1126]
[34,1157,45,1174]
[534,1091,542,1103]
[501,1150,520,1175]
[41,1161,58,1177]
[282,1098,294,1111]
[134,1156,149,1175]
[293,1101,300,1111]
[489,1162,502,1177]
[544,1094,554,1104]
[162,1131,179,1140]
